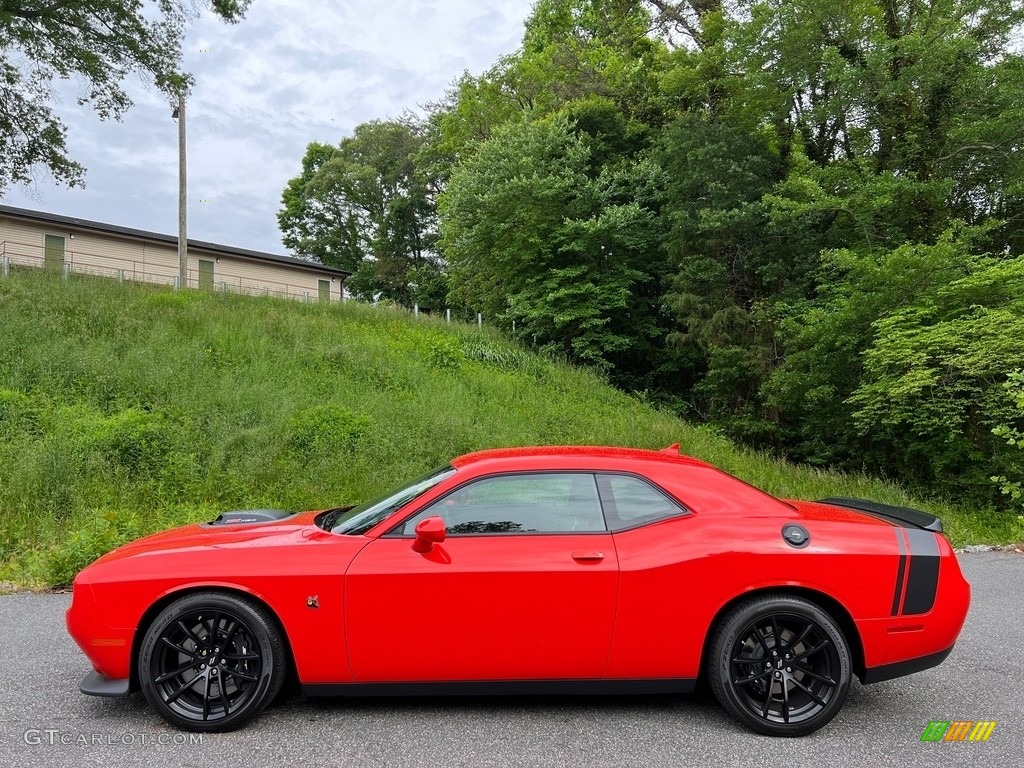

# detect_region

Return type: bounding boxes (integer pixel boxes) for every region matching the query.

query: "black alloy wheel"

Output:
[708,594,851,736]
[138,591,286,732]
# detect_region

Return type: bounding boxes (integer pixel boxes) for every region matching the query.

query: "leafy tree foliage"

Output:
[846,238,1024,500]
[278,142,361,272]
[992,371,1024,510]
[655,115,787,437]
[440,107,665,372]
[282,0,1024,514]
[0,0,251,190]
[519,0,667,118]
[278,118,443,307]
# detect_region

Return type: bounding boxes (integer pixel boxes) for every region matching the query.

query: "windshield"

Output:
[325,466,456,535]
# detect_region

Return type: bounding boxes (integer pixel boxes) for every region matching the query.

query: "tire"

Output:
[707,593,851,737]
[138,591,286,732]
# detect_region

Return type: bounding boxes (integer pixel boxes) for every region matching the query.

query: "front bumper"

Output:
[66,581,134,682]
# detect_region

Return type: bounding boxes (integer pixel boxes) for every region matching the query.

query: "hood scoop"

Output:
[207,509,295,526]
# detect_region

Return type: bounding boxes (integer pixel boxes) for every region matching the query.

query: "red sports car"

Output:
[66,445,970,736]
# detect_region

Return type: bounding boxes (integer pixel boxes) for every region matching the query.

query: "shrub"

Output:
[992,370,1024,512]
[0,388,41,437]
[45,510,142,586]
[287,405,371,455]
[461,337,544,377]
[95,408,176,473]
[427,336,465,370]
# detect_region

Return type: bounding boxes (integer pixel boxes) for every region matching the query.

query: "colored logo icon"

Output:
[921,721,996,742]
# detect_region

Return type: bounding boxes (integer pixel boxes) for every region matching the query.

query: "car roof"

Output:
[450,445,714,470]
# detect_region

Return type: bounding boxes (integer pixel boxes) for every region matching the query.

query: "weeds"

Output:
[0,270,1015,585]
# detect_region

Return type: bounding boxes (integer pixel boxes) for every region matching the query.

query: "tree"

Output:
[763,226,985,469]
[0,0,251,191]
[720,0,1024,178]
[440,109,666,374]
[649,1,1024,462]
[519,0,666,118]
[847,239,1024,500]
[278,142,362,272]
[421,63,533,180]
[425,0,673,174]
[277,0,1024,512]
[991,371,1024,512]
[644,1,723,51]
[278,118,442,306]
[654,114,791,439]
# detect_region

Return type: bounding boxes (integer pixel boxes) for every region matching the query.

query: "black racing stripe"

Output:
[903,528,941,615]
[891,528,907,616]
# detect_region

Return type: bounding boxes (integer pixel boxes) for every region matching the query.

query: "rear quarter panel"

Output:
[603,512,900,678]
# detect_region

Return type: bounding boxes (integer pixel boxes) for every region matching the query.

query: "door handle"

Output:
[572,551,605,562]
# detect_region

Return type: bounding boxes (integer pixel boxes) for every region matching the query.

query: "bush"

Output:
[287,405,371,455]
[45,510,143,586]
[427,336,465,370]
[0,388,41,437]
[461,337,536,373]
[95,408,176,473]
[992,370,1024,511]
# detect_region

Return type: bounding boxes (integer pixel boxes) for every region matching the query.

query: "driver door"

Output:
[344,472,619,682]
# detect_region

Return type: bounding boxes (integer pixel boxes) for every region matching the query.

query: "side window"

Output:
[597,474,687,531]
[396,473,606,535]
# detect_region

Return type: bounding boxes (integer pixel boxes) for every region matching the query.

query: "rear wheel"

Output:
[707,594,851,736]
[138,591,286,732]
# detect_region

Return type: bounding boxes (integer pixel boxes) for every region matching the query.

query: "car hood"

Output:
[89,509,325,567]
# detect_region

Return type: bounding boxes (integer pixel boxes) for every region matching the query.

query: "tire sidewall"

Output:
[138,592,282,732]
[710,595,852,737]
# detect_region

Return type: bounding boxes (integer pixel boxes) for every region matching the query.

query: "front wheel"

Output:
[707,594,852,736]
[138,591,286,732]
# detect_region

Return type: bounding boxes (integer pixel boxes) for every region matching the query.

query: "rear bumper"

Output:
[856,533,970,672]
[80,670,131,698]
[860,646,954,684]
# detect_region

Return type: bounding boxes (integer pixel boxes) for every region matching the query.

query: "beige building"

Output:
[0,205,349,301]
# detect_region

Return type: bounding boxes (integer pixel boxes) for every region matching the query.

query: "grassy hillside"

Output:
[0,270,1015,586]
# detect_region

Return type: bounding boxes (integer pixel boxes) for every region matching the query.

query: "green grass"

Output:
[0,269,1017,586]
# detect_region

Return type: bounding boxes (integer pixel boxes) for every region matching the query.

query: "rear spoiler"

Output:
[819,497,943,533]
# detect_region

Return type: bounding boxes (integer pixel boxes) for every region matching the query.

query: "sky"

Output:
[1,0,535,255]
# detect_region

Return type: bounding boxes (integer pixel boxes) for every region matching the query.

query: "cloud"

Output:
[1,0,534,254]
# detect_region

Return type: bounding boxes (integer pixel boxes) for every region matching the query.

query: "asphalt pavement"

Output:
[1,553,1021,768]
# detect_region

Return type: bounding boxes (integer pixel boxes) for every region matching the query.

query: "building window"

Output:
[318,279,331,302]
[44,234,65,271]
[198,259,215,290]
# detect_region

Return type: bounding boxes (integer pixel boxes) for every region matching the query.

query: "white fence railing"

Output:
[0,239,339,302]
[0,239,492,329]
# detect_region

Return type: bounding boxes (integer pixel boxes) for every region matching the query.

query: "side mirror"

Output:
[411,516,446,553]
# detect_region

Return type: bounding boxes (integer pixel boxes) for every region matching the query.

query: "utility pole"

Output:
[172,93,187,288]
